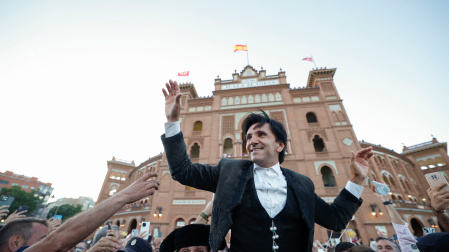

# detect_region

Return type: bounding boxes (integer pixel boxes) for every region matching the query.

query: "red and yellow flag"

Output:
[234,44,247,52]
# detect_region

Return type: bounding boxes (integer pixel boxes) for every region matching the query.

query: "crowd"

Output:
[0,80,447,252]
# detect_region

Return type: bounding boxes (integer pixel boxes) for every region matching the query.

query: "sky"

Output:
[1,1,448,201]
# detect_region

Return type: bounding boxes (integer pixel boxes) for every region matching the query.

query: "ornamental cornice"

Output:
[213,84,290,95]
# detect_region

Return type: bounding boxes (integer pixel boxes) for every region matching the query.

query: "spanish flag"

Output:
[234,45,247,52]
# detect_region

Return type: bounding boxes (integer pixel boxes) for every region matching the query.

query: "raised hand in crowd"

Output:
[349,146,374,185]
[4,209,27,225]
[86,236,121,252]
[427,182,449,231]
[195,194,214,224]
[138,230,149,240]
[162,80,182,122]
[26,172,159,252]
[47,217,62,234]
[0,205,9,220]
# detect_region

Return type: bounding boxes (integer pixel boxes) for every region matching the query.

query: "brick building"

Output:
[96,66,448,242]
[0,170,54,217]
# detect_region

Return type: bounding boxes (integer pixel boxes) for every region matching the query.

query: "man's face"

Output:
[76,241,88,252]
[178,246,209,252]
[25,223,48,246]
[246,123,284,168]
[377,239,397,252]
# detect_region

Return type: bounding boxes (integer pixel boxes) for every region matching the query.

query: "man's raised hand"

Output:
[349,146,374,185]
[162,80,182,122]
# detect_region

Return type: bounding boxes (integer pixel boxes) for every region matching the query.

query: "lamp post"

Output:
[153,207,163,218]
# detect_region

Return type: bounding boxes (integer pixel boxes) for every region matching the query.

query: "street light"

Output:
[153,207,163,218]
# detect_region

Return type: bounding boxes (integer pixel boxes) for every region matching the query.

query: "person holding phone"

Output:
[427,183,449,231]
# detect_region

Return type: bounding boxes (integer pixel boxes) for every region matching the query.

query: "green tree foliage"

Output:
[1,186,42,215]
[48,204,83,222]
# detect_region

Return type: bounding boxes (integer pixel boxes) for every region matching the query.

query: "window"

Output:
[0,180,9,185]
[12,183,19,187]
[313,135,326,152]
[321,166,336,187]
[190,143,200,159]
[223,138,233,156]
[176,219,185,228]
[306,112,318,123]
[109,187,117,196]
[31,186,35,190]
[193,121,203,131]
[22,185,29,189]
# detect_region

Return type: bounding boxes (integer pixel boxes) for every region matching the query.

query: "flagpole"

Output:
[187,69,190,82]
[246,43,249,66]
[311,55,317,68]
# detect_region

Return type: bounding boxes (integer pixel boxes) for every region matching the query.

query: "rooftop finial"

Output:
[261,66,263,70]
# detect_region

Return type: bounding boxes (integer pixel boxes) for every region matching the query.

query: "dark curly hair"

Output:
[241,109,287,164]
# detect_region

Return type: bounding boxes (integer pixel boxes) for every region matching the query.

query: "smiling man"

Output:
[161,80,373,252]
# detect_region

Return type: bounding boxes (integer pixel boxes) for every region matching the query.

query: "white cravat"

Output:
[253,163,288,218]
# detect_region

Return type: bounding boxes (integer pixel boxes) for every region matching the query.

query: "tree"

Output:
[0,185,42,215]
[48,204,83,222]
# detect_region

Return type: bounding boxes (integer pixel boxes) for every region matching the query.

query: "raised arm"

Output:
[26,172,159,252]
[427,183,449,231]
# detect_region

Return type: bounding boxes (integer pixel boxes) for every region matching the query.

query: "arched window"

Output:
[193,121,203,131]
[221,98,227,106]
[313,135,326,152]
[306,112,318,123]
[382,174,390,185]
[128,219,137,234]
[110,171,116,179]
[223,138,233,157]
[109,186,118,196]
[391,195,397,202]
[190,218,196,224]
[248,95,254,103]
[321,166,336,187]
[389,176,396,186]
[190,143,200,159]
[176,218,185,229]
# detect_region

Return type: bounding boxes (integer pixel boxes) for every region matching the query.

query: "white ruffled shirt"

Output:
[165,121,364,218]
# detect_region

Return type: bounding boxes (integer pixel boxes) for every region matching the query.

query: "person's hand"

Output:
[115,172,159,204]
[47,217,62,234]
[86,236,120,252]
[203,195,214,216]
[4,209,27,225]
[349,146,374,185]
[0,205,10,219]
[427,183,449,212]
[162,80,182,122]
[138,230,148,239]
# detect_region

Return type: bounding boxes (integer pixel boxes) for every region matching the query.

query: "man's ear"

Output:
[9,235,24,251]
[276,142,285,153]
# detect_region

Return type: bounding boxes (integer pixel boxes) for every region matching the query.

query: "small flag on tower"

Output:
[234,45,248,52]
[302,57,313,62]
[178,71,189,76]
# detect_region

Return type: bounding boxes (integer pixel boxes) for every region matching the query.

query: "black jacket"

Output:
[162,132,363,252]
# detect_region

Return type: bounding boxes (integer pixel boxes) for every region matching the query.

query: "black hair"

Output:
[0,218,48,250]
[241,109,287,164]
[335,242,355,252]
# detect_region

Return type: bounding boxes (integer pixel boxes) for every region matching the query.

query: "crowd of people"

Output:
[0,80,447,252]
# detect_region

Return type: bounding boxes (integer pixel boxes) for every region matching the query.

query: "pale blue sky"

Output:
[1,1,448,200]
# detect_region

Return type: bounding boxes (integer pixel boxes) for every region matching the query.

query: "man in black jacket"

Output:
[161,80,373,252]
